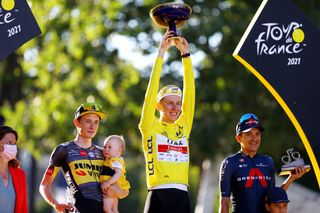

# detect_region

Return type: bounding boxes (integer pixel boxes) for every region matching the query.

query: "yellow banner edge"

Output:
[233,54,320,189]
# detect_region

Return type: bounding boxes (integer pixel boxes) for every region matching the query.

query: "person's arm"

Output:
[280,165,308,190]
[219,197,230,213]
[139,30,176,132]
[219,158,232,213]
[175,36,195,131]
[39,166,74,213]
[101,167,122,191]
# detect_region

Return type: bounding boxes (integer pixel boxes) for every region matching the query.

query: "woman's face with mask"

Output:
[0,133,18,161]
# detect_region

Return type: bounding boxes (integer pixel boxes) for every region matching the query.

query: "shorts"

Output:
[74,197,104,213]
[144,188,191,213]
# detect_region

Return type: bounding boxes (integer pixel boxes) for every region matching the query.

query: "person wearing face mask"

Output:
[0,125,28,213]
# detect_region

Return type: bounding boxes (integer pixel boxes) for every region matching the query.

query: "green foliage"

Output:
[1,0,320,211]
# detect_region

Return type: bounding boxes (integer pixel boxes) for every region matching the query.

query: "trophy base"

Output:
[279,165,311,176]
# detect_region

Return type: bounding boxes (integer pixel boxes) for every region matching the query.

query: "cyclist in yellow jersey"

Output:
[139,30,195,213]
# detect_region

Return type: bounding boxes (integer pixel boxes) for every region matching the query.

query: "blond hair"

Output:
[104,135,126,154]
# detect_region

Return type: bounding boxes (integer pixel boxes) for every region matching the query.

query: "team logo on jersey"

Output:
[236,168,271,188]
[239,158,245,163]
[176,125,183,138]
[75,170,86,176]
[46,166,54,176]
[80,150,88,156]
[239,164,248,168]
[256,162,268,167]
[88,152,95,158]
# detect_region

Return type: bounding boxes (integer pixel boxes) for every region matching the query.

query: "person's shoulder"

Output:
[111,157,124,163]
[56,140,74,148]
[92,143,103,151]
[224,152,242,161]
[256,153,274,162]
[221,152,242,166]
[257,153,273,160]
[52,141,73,153]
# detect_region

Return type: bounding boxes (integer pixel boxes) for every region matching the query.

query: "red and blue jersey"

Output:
[220,151,276,213]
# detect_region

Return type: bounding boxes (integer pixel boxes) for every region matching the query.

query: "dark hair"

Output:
[0,125,20,168]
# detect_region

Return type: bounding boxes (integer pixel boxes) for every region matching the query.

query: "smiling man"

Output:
[139,30,195,213]
[219,113,307,213]
[39,103,107,213]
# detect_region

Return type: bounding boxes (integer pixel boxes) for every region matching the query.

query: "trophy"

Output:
[149,1,192,41]
[279,148,311,176]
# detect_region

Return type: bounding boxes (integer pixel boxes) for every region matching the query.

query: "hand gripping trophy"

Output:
[150,1,192,42]
[279,148,311,176]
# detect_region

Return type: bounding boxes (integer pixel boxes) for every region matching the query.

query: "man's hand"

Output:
[289,165,308,181]
[281,165,309,190]
[174,36,190,55]
[158,30,176,58]
[54,203,75,213]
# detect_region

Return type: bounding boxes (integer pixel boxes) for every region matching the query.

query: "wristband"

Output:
[181,53,190,58]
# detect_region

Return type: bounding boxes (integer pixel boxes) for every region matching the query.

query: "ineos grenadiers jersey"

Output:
[48,141,105,202]
[139,57,195,189]
[220,152,276,213]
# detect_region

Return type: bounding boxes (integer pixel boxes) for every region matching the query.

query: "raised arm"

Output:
[139,30,176,132]
[281,165,308,190]
[175,36,195,131]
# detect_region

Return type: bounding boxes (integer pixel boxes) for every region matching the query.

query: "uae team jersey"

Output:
[48,141,105,202]
[139,57,195,189]
[220,152,276,213]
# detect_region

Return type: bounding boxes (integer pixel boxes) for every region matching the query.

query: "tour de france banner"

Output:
[233,0,320,188]
[0,0,41,61]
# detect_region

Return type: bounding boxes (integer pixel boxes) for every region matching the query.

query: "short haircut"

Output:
[104,135,126,154]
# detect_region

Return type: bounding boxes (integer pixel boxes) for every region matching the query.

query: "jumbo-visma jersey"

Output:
[139,57,195,189]
[49,141,105,202]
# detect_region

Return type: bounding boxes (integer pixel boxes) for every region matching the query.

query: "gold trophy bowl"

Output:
[150,2,192,40]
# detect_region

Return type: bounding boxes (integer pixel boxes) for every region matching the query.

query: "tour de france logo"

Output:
[1,0,22,39]
[1,0,15,11]
[255,21,306,66]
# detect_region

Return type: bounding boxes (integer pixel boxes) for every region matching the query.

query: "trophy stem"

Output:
[168,20,177,36]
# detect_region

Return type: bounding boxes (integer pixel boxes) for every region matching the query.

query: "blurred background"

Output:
[1,0,319,212]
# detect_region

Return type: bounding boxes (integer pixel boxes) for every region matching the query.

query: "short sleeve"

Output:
[111,160,123,170]
[48,145,68,167]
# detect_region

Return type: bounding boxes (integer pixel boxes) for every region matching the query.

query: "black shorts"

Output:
[74,197,104,213]
[144,188,191,213]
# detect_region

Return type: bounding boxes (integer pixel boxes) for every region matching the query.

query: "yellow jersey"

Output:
[139,57,195,189]
[100,157,130,190]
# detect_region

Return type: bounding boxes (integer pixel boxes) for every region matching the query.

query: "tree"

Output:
[1,0,319,211]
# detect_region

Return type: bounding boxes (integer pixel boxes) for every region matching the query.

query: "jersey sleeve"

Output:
[219,158,232,197]
[139,57,163,134]
[111,160,123,170]
[269,156,276,188]
[48,144,68,167]
[180,57,195,134]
